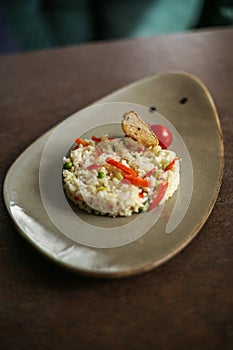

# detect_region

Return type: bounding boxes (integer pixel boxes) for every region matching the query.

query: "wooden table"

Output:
[0,27,232,350]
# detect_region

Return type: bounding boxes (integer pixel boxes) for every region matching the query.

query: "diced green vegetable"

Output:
[115,172,123,181]
[97,186,107,192]
[98,171,105,179]
[161,159,169,169]
[142,201,149,212]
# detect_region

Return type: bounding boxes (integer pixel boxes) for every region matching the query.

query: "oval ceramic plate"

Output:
[3,72,224,278]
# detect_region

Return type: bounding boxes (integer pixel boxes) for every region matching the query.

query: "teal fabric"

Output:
[97,0,204,39]
[1,0,232,52]
[1,0,94,49]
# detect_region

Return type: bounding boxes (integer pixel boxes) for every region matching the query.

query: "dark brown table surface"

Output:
[0,27,233,350]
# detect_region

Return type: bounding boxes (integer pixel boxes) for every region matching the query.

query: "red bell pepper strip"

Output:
[106,158,137,176]
[123,174,150,187]
[92,136,115,142]
[92,136,101,142]
[149,182,168,211]
[75,138,88,147]
[164,158,178,171]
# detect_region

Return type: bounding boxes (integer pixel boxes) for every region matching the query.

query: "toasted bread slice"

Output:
[122,111,158,148]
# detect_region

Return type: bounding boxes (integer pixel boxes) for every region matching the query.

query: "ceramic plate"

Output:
[3,72,224,277]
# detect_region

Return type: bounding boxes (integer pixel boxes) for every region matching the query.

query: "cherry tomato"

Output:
[150,124,172,149]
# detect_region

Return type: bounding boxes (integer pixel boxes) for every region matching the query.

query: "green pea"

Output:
[64,161,73,169]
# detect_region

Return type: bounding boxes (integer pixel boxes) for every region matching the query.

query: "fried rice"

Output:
[62,136,180,217]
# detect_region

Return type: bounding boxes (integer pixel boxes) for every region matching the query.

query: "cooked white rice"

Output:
[62,136,180,216]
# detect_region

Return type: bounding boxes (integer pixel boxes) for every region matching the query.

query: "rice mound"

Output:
[62,136,180,217]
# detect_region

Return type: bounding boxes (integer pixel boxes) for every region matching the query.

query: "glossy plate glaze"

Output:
[3,72,224,278]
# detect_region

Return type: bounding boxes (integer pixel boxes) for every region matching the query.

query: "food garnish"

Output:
[62,111,180,216]
[122,110,159,149]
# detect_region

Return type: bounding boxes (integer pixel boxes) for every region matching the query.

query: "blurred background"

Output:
[0,0,233,55]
